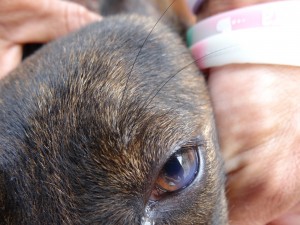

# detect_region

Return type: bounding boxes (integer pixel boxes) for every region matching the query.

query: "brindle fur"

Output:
[0,0,227,224]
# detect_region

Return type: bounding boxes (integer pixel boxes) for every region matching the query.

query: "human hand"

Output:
[209,65,300,225]
[192,1,300,224]
[0,0,101,79]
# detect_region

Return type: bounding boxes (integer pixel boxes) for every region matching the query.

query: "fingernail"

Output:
[87,12,102,22]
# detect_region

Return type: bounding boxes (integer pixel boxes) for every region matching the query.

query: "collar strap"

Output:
[187,1,300,69]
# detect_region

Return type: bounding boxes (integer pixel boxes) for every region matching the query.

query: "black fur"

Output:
[0,1,227,224]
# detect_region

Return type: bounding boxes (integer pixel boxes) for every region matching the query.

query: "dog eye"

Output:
[150,145,200,201]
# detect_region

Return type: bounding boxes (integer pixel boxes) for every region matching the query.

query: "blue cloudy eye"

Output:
[150,144,200,201]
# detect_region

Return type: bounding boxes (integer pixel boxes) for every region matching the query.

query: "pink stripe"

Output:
[190,41,207,69]
[188,1,300,45]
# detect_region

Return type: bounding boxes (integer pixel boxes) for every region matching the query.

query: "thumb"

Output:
[0,42,22,79]
[11,0,102,43]
[47,1,102,37]
[0,0,102,78]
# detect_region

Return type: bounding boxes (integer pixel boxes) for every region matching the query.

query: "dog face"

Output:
[0,1,227,224]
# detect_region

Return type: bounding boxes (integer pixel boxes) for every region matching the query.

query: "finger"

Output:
[269,203,300,225]
[208,65,300,225]
[208,64,300,161]
[269,215,300,225]
[207,65,288,161]
[44,0,102,39]
[3,0,102,44]
[227,148,300,225]
[0,42,22,79]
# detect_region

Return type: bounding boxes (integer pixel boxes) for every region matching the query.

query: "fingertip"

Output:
[47,1,102,38]
[85,11,103,23]
[63,2,102,32]
[0,44,22,80]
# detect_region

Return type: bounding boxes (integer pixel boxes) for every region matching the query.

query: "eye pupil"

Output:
[150,146,200,200]
[163,156,184,185]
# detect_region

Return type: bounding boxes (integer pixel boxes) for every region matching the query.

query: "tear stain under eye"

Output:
[141,216,155,225]
[141,202,156,225]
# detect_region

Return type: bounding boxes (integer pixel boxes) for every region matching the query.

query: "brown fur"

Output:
[0,0,227,224]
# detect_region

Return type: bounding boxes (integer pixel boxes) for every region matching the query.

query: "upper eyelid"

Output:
[175,136,206,150]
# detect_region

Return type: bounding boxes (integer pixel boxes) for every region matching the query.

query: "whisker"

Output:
[125,46,236,138]
[120,0,176,108]
[141,45,236,110]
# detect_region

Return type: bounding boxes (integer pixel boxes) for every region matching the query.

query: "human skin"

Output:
[196,1,300,224]
[0,0,101,79]
[209,65,300,225]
